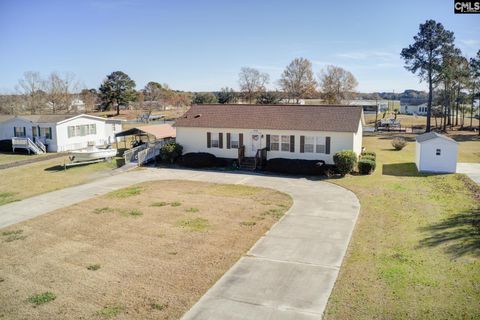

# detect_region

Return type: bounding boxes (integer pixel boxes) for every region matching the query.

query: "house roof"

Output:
[0,113,123,124]
[115,124,175,139]
[174,104,363,132]
[416,131,457,144]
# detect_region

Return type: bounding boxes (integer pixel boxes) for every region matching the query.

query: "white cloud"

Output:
[336,50,398,61]
[460,39,480,47]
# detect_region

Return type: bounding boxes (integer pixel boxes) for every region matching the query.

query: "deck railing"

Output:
[12,137,44,154]
[238,145,245,165]
[254,147,267,169]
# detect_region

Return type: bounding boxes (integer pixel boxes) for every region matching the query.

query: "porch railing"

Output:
[254,147,267,169]
[238,145,245,165]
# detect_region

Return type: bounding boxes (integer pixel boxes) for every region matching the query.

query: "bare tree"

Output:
[238,67,269,103]
[80,88,98,113]
[16,71,44,114]
[279,58,317,103]
[44,72,72,113]
[318,65,358,104]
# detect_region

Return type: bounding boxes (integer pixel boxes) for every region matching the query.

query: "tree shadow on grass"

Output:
[382,163,421,177]
[418,208,480,258]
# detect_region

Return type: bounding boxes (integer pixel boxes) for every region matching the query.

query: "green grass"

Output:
[185,207,199,213]
[124,209,143,216]
[176,217,209,232]
[323,134,480,320]
[170,201,181,207]
[96,305,124,317]
[93,207,115,214]
[87,264,101,271]
[2,229,26,242]
[261,208,285,220]
[28,292,56,305]
[150,201,168,207]
[151,303,167,311]
[107,186,142,198]
[0,156,118,206]
[0,192,17,206]
[240,221,256,227]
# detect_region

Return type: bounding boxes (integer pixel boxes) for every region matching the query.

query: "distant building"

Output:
[345,99,400,114]
[400,103,428,115]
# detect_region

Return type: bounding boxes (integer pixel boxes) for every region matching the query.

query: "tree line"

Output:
[401,19,480,132]
[192,61,358,105]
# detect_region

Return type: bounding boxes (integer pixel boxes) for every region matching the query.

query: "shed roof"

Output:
[115,124,176,139]
[416,132,457,144]
[174,104,363,132]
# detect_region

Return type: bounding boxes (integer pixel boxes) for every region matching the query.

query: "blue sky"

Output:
[0,0,478,93]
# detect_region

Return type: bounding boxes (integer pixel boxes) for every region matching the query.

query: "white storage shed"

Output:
[415,132,458,173]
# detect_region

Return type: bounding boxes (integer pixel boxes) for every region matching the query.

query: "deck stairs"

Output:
[239,157,256,171]
[12,137,46,154]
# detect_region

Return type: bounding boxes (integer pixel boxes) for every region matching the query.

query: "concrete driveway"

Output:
[0,168,360,319]
[457,163,480,184]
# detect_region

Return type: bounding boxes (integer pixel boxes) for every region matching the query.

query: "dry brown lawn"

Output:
[0,180,292,320]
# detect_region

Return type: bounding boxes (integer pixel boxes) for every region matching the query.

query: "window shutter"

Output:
[239,133,243,147]
[266,134,270,151]
[23,127,26,137]
[325,137,331,154]
[300,136,305,153]
[290,135,295,152]
[226,133,231,149]
[219,133,223,148]
[207,132,211,148]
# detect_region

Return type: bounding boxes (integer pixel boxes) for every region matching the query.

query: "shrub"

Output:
[181,152,218,168]
[361,155,376,162]
[333,151,357,176]
[358,159,376,175]
[361,151,376,159]
[159,142,183,163]
[265,158,333,175]
[391,137,407,150]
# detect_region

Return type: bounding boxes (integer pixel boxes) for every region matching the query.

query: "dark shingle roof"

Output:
[416,132,457,143]
[174,104,363,132]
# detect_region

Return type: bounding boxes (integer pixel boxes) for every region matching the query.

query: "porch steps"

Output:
[239,157,256,171]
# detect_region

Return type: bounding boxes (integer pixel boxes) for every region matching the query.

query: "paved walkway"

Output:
[457,163,480,184]
[0,168,360,319]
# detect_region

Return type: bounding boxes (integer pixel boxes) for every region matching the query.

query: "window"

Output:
[436,148,441,156]
[304,136,314,153]
[315,137,326,153]
[211,133,219,148]
[14,127,26,137]
[40,127,52,139]
[32,126,38,137]
[230,133,239,149]
[281,135,290,151]
[270,135,279,151]
[68,124,96,138]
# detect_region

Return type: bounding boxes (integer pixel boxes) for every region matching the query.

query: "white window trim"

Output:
[230,133,239,149]
[211,132,219,148]
[270,135,280,151]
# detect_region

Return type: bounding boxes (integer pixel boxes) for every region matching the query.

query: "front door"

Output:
[249,131,262,157]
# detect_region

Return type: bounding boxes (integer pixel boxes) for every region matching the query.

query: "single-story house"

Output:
[346,99,400,114]
[174,104,364,165]
[400,103,428,115]
[0,114,123,153]
[415,132,458,173]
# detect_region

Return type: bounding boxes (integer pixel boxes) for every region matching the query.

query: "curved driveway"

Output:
[0,168,360,319]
